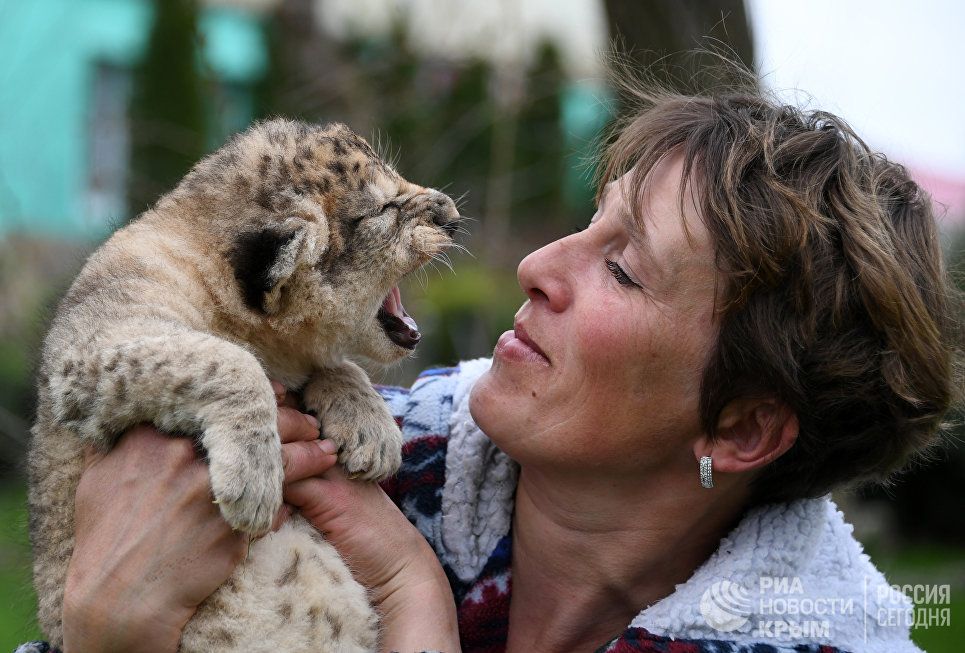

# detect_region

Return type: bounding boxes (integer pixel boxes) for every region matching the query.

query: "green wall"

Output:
[0,0,266,240]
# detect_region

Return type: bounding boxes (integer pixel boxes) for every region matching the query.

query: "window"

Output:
[86,62,132,228]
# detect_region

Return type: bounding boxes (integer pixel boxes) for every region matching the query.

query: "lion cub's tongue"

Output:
[380,286,421,348]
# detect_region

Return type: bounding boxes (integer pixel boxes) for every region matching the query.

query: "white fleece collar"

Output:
[633,498,922,652]
[441,358,518,579]
[440,359,921,652]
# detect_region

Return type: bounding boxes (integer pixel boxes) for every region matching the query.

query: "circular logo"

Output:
[700,580,753,632]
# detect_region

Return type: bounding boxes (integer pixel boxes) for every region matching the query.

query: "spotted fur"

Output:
[28,119,459,651]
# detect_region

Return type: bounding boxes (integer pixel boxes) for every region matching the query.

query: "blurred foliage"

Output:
[403,260,522,370]
[126,0,207,216]
[603,0,756,96]
[513,42,566,224]
[863,540,965,653]
[0,484,40,650]
[0,237,86,475]
[856,229,965,546]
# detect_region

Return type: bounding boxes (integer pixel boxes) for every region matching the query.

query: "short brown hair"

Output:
[599,82,963,505]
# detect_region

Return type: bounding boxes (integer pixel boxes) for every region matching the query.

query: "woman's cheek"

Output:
[576,303,647,375]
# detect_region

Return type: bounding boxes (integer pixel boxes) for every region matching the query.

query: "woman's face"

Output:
[470,155,721,476]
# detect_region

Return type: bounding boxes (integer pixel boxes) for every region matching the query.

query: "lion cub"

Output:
[29,119,459,652]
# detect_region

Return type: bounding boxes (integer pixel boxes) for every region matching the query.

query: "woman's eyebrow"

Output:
[618,205,667,285]
[618,196,652,253]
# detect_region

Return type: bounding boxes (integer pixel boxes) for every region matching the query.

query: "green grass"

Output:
[864,543,965,653]
[0,482,41,650]
[910,595,964,653]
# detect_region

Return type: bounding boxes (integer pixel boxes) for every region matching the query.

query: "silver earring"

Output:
[699,455,714,488]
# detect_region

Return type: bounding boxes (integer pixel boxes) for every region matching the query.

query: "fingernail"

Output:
[303,413,320,429]
[271,380,285,395]
[317,438,337,454]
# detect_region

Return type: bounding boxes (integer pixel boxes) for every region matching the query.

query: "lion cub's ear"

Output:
[230,216,329,314]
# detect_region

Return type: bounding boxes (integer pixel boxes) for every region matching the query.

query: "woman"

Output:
[23,86,959,652]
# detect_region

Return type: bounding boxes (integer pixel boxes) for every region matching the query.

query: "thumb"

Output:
[284,475,355,532]
[281,439,338,483]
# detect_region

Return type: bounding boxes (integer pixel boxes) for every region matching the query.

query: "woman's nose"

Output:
[517,238,573,313]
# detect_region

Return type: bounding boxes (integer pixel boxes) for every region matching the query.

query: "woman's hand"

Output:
[287,470,460,652]
[63,425,247,653]
[62,382,326,653]
[280,396,460,653]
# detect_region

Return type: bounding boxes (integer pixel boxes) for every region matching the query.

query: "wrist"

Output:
[62,575,190,653]
[378,574,460,653]
[374,546,459,653]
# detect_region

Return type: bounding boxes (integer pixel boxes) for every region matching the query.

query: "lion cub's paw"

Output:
[206,423,284,535]
[326,408,403,482]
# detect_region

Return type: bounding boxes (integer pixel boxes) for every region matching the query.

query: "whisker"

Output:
[446,242,473,258]
[440,252,456,272]
[427,254,444,274]
[415,265,428,290]
[430,252,455,274]
[453,190,470,208]
[425,259,444,280]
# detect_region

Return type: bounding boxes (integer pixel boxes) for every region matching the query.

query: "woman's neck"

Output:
[506,464,748,653]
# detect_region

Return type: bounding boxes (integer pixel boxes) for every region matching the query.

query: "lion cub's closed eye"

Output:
[29,119,460,652]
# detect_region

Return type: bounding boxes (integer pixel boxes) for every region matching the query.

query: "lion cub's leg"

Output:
[48,326,283,535]
[303,361,402,481]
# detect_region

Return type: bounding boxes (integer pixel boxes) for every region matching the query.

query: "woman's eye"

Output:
[605,258,639,288]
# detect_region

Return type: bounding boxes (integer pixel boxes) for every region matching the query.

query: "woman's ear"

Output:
[694,397,799,475]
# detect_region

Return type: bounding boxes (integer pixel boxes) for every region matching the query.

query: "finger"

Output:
[269,380,302,410]
[81,445,102,469]
[281,439,338,482]
[213,528,249,571]
[283,474,360,527]
[116,423,166,450]
[103,425,196,473]
[272,503,293,532]
[279,392,301,410]
[282,477,329,512]
[319,461,350,482]
[277,406,320,444]
[271,379,286,405]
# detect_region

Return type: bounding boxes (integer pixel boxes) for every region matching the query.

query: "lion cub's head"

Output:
[162,119,459,364]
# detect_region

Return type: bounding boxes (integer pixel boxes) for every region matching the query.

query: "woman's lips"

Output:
[494,324,550,365]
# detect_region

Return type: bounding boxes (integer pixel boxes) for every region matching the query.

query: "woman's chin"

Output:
[468,372,511,439]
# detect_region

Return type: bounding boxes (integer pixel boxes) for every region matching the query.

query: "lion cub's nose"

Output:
[427,190,459,235]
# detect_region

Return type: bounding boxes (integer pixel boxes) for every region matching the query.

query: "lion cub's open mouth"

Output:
[377,285,421,349]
